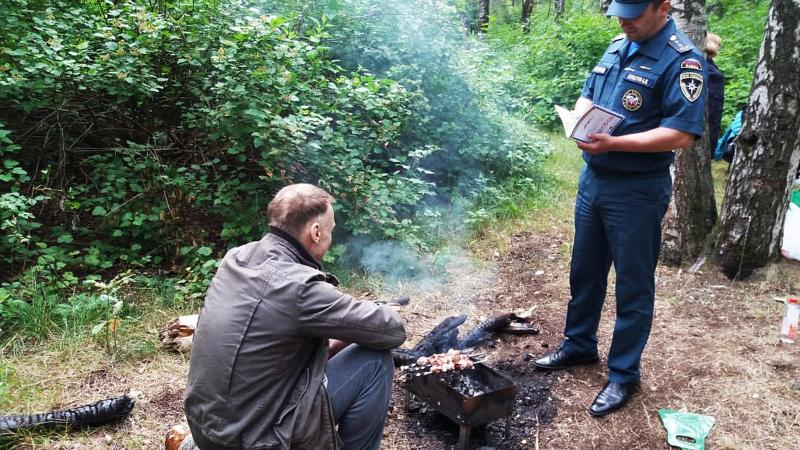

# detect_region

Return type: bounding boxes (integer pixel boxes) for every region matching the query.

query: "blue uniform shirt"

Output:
[580,18,706,175]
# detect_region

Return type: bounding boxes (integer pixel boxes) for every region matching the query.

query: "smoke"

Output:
[358,241,427,282]
[260,0,547,293]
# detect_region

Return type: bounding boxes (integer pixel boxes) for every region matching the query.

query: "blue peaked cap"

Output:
[607,0,653,19]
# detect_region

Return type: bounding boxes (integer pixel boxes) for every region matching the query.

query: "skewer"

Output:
[407,358,488,377]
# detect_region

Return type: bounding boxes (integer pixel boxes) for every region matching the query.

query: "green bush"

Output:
[483,0,768,132]
[0,0,437,282]
[0,0,552,327]
[708,0,770,126]
[487,10,616,129]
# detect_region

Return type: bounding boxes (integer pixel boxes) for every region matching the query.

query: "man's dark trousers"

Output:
[561,166,672,384]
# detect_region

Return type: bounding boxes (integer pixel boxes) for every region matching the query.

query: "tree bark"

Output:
[660,0,717,266]
[601,0,612,14]
[712,0,800,279]
[554,0,565,18]
[478,0,490,32]
[522,0,534,33]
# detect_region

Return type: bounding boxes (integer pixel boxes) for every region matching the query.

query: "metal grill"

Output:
[405,363,517,449]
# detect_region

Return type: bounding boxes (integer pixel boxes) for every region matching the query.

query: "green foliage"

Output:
[486,8,617,129]
[0,0,439,283]
[483,0,769,132]
[707,0,770,126]
[91,296,124,355]
[0,0,553,342]
[0,271,152,357]
[319,0,546,189]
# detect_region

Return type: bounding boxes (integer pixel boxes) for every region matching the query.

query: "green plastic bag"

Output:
[658,409,715,450]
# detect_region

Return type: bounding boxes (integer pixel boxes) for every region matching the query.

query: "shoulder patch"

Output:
[668,34,693,54]
[679,72,703,102]
[680,58,703,71]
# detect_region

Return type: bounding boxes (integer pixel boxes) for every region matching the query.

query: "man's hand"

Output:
[577,127,696,155]
[328,339,350,359]
[577,133,616,155]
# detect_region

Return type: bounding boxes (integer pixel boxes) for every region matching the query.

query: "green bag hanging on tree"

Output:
[658,409,715,450]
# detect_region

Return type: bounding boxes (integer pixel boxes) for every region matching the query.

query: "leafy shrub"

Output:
[707,0,770,126]
[320,0,546,190]
[483,0,768,132]
[486,10,616,130]
[0,0,437,282]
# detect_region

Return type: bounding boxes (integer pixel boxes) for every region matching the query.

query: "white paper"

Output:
[554,105,579,139]
[554,104,624,143]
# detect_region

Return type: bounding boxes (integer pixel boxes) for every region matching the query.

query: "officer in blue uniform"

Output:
[534,0,706,416]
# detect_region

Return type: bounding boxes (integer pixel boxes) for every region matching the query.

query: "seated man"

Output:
[184,183,407,450]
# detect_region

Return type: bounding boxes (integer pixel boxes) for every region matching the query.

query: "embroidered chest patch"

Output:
[593,65,608,75]
[622,89,643,111]
[679,72,703,102]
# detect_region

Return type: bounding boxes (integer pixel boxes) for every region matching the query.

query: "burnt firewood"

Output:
[392,348,422,366]
[412,314,467,356]
[392,314,467,366]
[459,313,516,349]
[0,395,134,435]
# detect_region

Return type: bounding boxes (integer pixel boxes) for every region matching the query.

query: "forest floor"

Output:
[379,142,800,450]
[3,138,800,449]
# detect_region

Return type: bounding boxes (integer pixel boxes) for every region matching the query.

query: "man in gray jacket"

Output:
[184,184,407,450]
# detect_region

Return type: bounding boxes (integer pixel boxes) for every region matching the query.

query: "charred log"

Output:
[392,314,467,366]
[392,348,423,366]
[392,313,529,366]
[411,314,467,356]
[459,313,515,348]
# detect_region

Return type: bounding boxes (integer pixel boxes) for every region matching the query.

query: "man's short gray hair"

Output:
[267,184,335,236]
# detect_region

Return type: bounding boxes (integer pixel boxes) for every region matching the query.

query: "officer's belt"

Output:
[587,165,670,179]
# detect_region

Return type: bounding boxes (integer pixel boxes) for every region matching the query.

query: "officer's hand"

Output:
[577,133,614,155]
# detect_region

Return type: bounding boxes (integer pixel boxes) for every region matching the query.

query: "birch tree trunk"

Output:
[712,0,800,279]
[522,0,534,33]
[601,0,612,14]
[660,0,717,266]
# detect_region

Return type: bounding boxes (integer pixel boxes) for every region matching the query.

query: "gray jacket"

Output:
[184,228,406,449]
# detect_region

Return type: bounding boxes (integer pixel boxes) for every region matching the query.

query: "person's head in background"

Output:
[705,32,721,60]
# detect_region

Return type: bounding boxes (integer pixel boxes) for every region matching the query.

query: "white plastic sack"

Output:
[782,202,800,261]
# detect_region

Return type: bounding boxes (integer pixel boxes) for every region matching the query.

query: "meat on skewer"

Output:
[405,349,477,376]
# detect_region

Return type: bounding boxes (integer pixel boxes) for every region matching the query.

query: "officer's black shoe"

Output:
[588,381,639,417]
[533,346,599,370]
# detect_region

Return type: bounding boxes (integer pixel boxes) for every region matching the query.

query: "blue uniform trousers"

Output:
[562,166,672,383]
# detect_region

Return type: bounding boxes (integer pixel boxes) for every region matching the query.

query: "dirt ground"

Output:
[4,204,800,450]
[382,229,800,450]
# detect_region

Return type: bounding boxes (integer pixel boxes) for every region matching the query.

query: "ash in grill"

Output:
[436,370,486,397]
